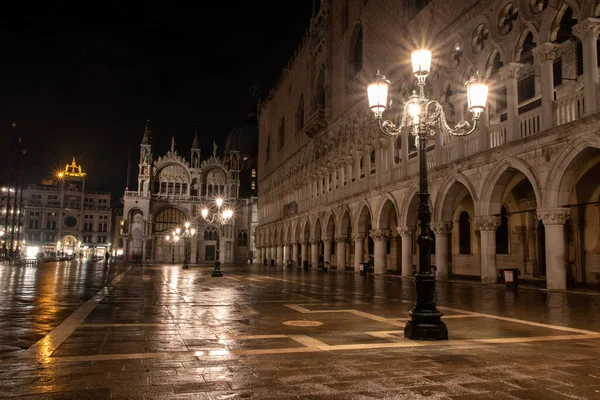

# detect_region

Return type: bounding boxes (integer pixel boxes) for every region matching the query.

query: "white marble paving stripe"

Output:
[268,275,600,336]
[18,267,131,362]
[285,304,405,327]
[10,331,600,364]
[81,323,174,327]
[440,309,600,335]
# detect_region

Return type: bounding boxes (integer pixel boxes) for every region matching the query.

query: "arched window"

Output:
[154,208,185,234]
[296,95,304,133]
[266,136,271,162]
[370,149,376,174]
[341,1,349,34]
[459,211,471,254]
[278,118,285,150]
[496,206,509,254]
[347,26,363,80]
[237,230,248,246]
[315,69,326,111]
[46,221,51,230]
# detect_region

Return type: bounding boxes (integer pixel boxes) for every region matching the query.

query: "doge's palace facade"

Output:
[255,0,600,290]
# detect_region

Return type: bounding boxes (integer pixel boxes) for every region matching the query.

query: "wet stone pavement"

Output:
[1,262,600,399]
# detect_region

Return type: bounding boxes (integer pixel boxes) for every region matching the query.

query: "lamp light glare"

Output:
[216,198,223,208]
[201,208,209,219]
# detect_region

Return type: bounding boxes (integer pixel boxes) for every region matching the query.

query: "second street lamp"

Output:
[180,222,197,270]
[366,49,488,340]
[165,231,179,264]
[201,197,234,278]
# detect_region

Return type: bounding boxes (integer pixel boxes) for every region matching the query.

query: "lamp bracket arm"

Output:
[376,101,412,137]
[431,101,480,137]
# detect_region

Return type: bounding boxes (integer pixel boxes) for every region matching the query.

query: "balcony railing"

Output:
[555,90,584,125]
[519,108,542,138]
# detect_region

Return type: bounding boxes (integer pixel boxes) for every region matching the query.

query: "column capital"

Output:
[397,226,416,237]
[432,221,453,235]
[473,216,501,231]
[369,229,390,241]
[322,236,333,244]
[309,238,320,245]
[537,207,570,226]
[573,18,600,40]
[532,42,562,62]
[334,235,349,243]
[351,232,366,241]
[499,62,524,80]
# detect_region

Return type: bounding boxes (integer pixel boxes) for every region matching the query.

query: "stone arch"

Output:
[126,207,145,221]
[542,0,581,42]
[514,27,539,62]
[375,193,400,230]
[325,212,336,238]
[400,186,420,227]
[546,135,600,208]
[338,207,353,236]
[479,157,541,216]
[311,216,322,240]
[354,201,373,233]
[435,173,479,222]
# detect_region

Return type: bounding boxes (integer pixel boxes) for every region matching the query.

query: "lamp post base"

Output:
[182,263,189,270]
[212,260,223,277]
[404,319,448,340]
[404,273,448,340]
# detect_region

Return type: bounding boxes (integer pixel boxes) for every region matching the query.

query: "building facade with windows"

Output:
[255,0,600,290]
[23,158,112,258]
[122,118,258,264]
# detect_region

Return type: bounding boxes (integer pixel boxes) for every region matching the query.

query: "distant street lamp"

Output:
[366,48,488,340]
[201,197,234,277]
[165,231,180,264]
[178,222,197,270]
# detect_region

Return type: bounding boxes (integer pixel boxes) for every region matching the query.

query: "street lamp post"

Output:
[179,222,197,270]
[366,49,488,340]
[201,197,234,278]
[165,231,180,264]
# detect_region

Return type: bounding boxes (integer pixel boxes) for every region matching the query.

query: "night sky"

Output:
[0,1,314,203]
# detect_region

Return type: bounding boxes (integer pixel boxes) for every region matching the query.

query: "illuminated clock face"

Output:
[64,216,77,228]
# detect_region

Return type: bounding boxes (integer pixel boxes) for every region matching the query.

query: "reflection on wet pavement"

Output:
[1,262,600,399]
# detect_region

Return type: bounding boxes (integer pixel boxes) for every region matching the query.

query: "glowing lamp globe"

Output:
[367,72,390,119]
[465,75,488,118]
[411,49,432,78]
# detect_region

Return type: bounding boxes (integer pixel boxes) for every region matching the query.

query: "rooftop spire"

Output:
[141,119,151,145]
[192,123,199,149]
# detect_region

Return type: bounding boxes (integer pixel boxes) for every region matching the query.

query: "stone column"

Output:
[335,235,348,269]
[292,242,299,267]
[398,226,416,277]
[142,237,148,263]
[301,241,309,267]
[277,244,284,266]
[310,239,320,268]
[432,222,453,280]
[537,208,571,290]
[283,242,289,264]
[123,237,129,261]
[574,18,600,115]
[474,216,501,284]
[370,230,390,274]
[352,233,366,271]
[533,43,562,130]
[323,237,333,266]
[271,246,277,264]
[499,63,524,142]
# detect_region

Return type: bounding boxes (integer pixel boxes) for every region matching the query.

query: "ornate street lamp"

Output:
[201,197,234,277]
[165,231,180,264]
[179,222,197,270]
[366,49,488,340]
